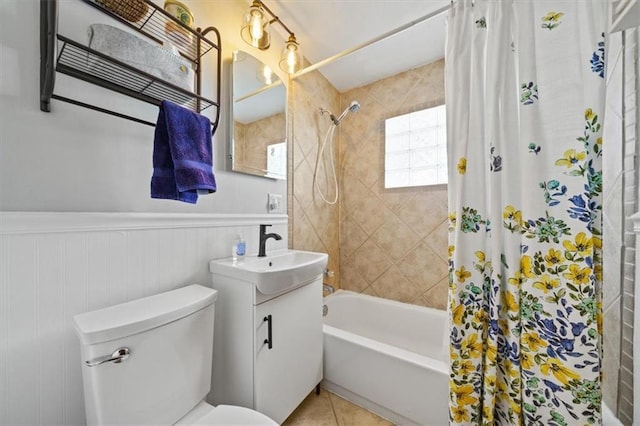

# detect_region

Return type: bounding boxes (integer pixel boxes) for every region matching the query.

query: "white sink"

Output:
[209,249,328,295]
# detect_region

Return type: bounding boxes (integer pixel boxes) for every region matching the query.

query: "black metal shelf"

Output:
[56,35,216,113]
[80,0,217,63]
[40,0,221,133]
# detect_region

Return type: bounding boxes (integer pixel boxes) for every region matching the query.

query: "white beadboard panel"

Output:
[0,212,290,425]
[1,236,9,426]
[6,236,39,425]
[37,235,65,424]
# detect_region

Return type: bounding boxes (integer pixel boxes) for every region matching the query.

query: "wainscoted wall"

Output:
[337,59,449,309]
[290,68,341,288]
[0,212,287,425]
[233,112,286,175]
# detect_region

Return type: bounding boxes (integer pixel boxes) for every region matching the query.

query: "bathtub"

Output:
[322,290,449,425]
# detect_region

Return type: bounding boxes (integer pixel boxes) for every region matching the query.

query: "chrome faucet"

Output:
[258,224,282,257]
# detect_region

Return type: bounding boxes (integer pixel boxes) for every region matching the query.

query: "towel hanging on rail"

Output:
[151,100,217,203]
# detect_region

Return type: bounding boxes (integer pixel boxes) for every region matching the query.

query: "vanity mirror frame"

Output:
[229,50,288,180]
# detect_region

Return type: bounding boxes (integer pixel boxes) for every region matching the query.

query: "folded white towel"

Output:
[87,23,194,92]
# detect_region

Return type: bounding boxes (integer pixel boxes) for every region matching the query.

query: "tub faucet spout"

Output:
[258,224,282,257]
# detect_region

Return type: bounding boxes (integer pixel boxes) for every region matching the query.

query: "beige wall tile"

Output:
[291,59,448,311]
[371,214,421,262]
[423,276,449,310]
[371,265,421,304]
[398,241,448,293]
[352,239,392,283]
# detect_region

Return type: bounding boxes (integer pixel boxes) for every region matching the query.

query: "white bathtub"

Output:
[322,290,449,425]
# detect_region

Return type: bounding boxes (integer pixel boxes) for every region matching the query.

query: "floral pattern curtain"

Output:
[445,1,607,424]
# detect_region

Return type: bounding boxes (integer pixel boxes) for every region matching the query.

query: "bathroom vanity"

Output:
[208,250,327,424]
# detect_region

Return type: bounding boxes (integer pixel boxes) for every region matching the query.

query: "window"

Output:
[384,104,447,188]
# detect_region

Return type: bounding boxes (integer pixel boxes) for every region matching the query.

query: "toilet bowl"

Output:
[72,284,277,425]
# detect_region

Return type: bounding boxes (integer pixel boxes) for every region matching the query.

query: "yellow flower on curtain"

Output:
[521,352,534,369]
[563,231,595,257]
[544,248,564,267]
[459,360,476,375]
[540,358,581,385]
[452,406,470,423]
[461,333,483,358]
[522,331,549,351]
[451,382,478,406]
[594,264,603,281]
[521,255,535,278]
[563,264,592,285]
[452,303,465,326]
[555,149,587,168]
[457,157,467,174]
[455,265,472,282]
[503,205,522,223]
[486,342,497,362]
[503,290,519,312]
[532,274,560,293]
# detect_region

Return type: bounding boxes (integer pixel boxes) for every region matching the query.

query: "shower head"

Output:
[332,100,360,126]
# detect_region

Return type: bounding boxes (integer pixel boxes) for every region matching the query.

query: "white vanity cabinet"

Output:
[208,259,324,424]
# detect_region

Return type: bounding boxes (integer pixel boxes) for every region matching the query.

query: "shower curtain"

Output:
[445,1,607,424]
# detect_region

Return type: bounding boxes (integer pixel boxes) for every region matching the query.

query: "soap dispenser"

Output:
[233,234,246,263]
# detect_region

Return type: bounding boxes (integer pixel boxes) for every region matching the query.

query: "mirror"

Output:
[231,50,287,180]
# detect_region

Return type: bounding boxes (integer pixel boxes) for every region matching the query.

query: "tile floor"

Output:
[283,388,394,426]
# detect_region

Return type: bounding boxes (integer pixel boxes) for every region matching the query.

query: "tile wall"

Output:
[290,59,448,309]
[338,59,449,309]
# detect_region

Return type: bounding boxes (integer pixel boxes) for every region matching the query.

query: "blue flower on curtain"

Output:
[591,33,605,78]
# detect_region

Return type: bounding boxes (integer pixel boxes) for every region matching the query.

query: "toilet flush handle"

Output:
[85,347,131,367]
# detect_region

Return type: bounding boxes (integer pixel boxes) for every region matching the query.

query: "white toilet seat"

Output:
[193,405,278,425]
[175,402,278,425]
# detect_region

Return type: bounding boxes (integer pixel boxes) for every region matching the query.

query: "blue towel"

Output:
[151,100,217,203]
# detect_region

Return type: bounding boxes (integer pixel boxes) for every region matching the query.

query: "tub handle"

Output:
[263,315,273,349]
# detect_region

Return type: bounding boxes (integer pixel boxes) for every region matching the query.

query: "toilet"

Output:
[72,284,277,425]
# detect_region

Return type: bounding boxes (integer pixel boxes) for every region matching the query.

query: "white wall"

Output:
[0,0,293,424]
[0,0,289,213]
[0,212,287,425]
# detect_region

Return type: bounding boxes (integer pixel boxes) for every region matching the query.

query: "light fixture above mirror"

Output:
[240,0,303,74]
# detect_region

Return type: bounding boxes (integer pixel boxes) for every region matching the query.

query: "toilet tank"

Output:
[72,284,217,425]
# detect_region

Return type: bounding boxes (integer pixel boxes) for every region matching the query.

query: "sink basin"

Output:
[209,249,328,295]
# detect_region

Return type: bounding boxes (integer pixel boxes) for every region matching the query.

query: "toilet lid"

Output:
[190,405,278,425]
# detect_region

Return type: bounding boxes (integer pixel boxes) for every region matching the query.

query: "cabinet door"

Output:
[254,279,323,424]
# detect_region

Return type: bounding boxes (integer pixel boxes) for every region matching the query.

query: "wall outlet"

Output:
[268,193,284,213]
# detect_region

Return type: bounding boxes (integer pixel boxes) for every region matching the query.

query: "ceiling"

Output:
[266,0,450,92]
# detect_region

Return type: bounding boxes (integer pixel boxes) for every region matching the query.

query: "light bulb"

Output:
[249,10,263,45]
[286,45,297,74]
[262,66,273,85]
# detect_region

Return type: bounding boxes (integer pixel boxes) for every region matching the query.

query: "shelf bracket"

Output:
[40,0,57,112]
